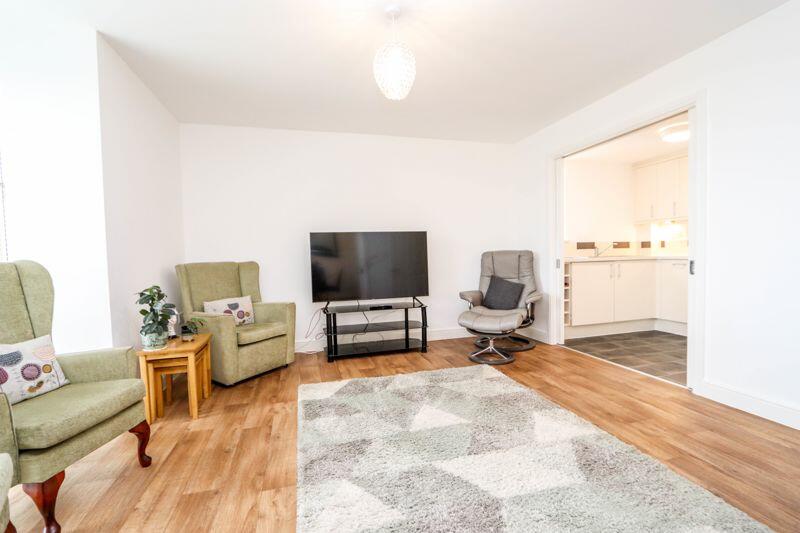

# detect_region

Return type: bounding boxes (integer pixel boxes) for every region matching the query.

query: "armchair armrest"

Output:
[187,312,239,384]
[0,452,13,531]
[525,291,543,305]
[253,302,296,364]
[188,311,238,352]
[0,395,19,486]
[58,347,137,383]
[0,453,13,496]
[459,290,483,307]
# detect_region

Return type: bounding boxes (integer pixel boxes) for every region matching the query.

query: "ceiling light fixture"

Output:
[373,6,416,101]
[658,122,690,143]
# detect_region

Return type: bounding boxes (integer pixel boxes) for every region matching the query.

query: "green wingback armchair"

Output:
[0,261,151,533]
[1,453,14,533]
[175,262,296,386]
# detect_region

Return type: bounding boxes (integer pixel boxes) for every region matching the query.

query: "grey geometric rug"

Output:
[297,365,768,532]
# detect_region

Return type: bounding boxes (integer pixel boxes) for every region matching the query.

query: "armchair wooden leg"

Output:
[5,521,17,533]
[129,421,153,467]
[22,470,65,533]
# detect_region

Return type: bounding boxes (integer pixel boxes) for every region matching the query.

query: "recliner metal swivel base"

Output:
[467,329,516,365]
[474,334,536,352]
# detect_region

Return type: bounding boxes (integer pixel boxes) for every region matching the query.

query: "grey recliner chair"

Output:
[458,250,542,364]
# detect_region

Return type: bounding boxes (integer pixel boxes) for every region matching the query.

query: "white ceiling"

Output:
[46,0,786,143]
[568,112,689,165]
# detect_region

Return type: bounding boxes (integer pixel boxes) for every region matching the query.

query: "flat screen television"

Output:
[310,231,428,302]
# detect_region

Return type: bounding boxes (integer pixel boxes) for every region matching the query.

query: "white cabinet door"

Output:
[634,165,657,222]
[656,159,679,219]
[658,260,688,322]
[570,262,615,326]
[675,156,689,218]
[613,261,657,321]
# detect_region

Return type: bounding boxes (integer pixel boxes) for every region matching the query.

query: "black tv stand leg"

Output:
[421,306,428,353]
[325,310,333,362]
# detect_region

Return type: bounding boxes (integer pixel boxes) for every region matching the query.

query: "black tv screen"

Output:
[310,231,429,302]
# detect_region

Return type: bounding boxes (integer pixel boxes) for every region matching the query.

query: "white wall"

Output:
[97,37,184,347]
[564,159,635,243]
[520,0,800,427]
[179,125,541,348]
[0,5,113,351]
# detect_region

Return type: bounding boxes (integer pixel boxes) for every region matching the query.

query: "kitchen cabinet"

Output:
[570,260,656,325]
[634,164,658,222]
[655,159,678,219]
[613,261,657,321]
[675,156,689,218]
[634,156,688,222]
[658,260,688,322]
[570,262,615,326]
[569,259,685,326]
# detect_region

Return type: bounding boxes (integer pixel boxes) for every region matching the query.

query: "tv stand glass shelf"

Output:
[322,297,428,362]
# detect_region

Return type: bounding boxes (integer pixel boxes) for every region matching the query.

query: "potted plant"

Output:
[137,285,176,351]
[180,317,205,342]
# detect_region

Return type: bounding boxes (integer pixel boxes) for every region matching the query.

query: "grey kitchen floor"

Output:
[565,331,687,385]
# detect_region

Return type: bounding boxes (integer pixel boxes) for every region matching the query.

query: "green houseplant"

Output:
[137,285,176,351]
[180,317,205,342]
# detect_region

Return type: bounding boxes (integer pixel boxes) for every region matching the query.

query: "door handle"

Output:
[689,260,695,275]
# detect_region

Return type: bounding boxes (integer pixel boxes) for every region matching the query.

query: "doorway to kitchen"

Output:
[558,112,693,386]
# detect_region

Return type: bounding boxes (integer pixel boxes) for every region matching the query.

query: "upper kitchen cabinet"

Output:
[675,155,689,218]
[634,164,658,222]
[634,155,688,222]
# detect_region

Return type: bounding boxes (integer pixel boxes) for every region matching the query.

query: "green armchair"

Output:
[1,453,14,533]
[175,262,295,385]
[0,261,150,533]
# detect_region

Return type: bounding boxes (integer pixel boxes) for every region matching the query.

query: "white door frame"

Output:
[546,92,708,391]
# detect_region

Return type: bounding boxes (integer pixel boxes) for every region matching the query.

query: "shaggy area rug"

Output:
[297,365,767,532]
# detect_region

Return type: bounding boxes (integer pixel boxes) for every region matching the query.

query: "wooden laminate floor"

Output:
[9,339,800,532]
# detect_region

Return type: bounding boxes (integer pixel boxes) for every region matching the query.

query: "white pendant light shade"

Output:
[373,40,416,100]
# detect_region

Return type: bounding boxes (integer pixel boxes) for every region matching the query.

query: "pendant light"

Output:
[373,6,416,100]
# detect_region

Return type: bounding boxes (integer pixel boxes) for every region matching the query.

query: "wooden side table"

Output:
[137,333,212,422]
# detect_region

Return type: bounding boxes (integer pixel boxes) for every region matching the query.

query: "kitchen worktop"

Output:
[564,255,688,263]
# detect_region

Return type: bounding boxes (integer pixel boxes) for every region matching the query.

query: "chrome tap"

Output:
[594,243,615,257]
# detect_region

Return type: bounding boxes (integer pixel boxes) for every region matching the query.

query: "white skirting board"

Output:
[693,380,800,431]
[565,319,687,339]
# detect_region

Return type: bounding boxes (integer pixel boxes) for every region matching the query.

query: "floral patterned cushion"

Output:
[0,335,69,405]
[203,296,255,325]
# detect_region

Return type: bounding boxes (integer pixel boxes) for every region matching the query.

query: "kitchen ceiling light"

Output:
[659,122,690,143]
[374,6,416,100]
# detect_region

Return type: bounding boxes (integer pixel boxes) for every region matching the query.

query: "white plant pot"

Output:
[141,331,168,351]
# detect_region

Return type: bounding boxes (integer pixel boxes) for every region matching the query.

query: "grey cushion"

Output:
[458,306,526,334]
[483,276,524,310]
[478,251,536,309]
